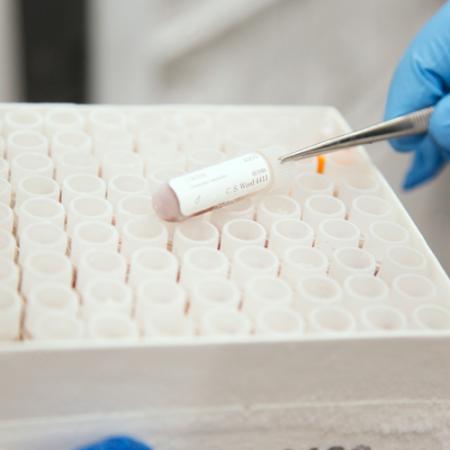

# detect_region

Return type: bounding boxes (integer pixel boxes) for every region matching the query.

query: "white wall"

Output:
[89,0,449,271]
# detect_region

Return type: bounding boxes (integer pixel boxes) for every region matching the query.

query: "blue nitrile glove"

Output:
[384,1,450,189]
[77,436,152,450]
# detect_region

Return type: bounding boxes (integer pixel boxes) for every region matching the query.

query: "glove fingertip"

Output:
[389,136,422,153]
[402,166,433,190]
[401,136,446,190]
[402,172,420,190]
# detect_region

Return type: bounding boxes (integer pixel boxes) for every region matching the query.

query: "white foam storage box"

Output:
[0,103,449,450]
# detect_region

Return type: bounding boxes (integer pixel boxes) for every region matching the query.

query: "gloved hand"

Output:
[384,1,450,189]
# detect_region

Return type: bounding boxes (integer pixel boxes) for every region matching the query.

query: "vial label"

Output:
[170,152,271,216]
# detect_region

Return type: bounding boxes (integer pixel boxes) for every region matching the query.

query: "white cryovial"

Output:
[152,147,297,222]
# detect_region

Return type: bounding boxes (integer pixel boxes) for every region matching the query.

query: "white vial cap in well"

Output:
[31,312,84,341]
[107,174,148,207]
[231,245,279,288]
[256,194,301,233]
[190,277,240,322]
[115,194,155,232]
[348,195,393,237]
[294,274,342,316]
[10,152,54,188]
[172,220,219,260]
[175,112,217,146]
[121,216,168,260]
[51,130,92,160]
[71,221,119,264]
[82,279,133,319]
[67,195,113,236]
[308,306,356,335]
[19,222,67,264]
[179,247,229,291]
[143,314,195,339]
[329,247,376,283]
[255,306,304,337]
[343,274,389,315]
[220,219,266,260]
[242,275,292,320]
[136,279,186,325]
[88,108,127,134]
[280,246,328,287]
[15,175,59,208]
[129,247,178,289]
[291,173,334,207]
[364,221,410,263]
[323,149,369,185]
[44,108,85,135]
[7,130,48,160]
[61,174,106,209]
[338,173,380,209]
[391,274,437,311]
[17,198,65,235]
[102,151,144,181]
[315,218,360,259]
[143,148,187,173]
[223,127,273,156]
[26,282,79,334]
[0,286,22,340]
[93,129,134,160]
[411,304,450,331]
[359,305,407,332]
[137,129,178,155]
[186,149,225,171]
[377,245,427,284]
[4,109,43,135]
[268,218,314,259]
[302,194,346,232]
[87,312,139,341]
[77,249,127,291]
[56,151,99,182]
[128,109,167,133]
[210,197,255,231]
[22,250,73,298]
[172,110,212,133]
[200,308,252,338]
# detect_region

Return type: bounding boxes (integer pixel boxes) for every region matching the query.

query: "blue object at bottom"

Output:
[77,436,152,450]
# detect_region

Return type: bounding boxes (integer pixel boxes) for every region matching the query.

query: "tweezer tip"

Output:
[279,144,319,163]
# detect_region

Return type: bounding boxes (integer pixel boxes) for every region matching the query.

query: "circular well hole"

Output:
[227,220,264,241]
[414,305,450,330]
[262,195,298,215]
[363,306,406,331]
[309,196,342,215]
[21,176,56,196]
[312,307,354,333]
[188,248,226,271]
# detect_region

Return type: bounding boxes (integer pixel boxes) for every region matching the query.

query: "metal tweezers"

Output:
[279,107,434,164]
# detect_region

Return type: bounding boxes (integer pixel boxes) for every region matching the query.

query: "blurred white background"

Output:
[1,0,449,271]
